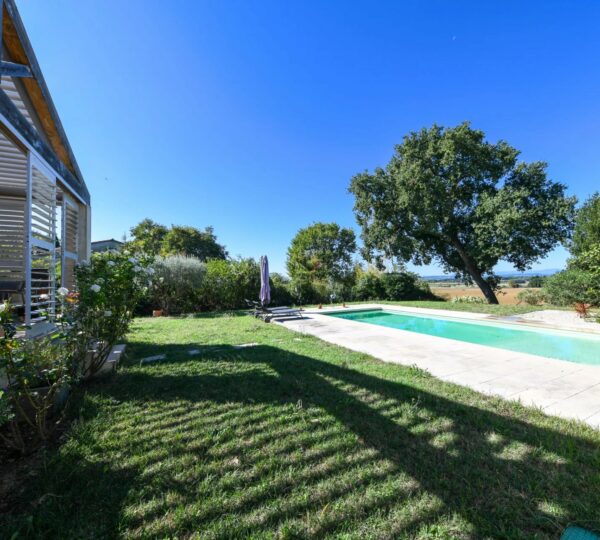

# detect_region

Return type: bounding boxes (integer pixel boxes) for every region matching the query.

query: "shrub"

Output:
[517,289,546,306]
[68,251,152,377]
[0,301,74,452]
[150,255,206,314]
[269,273,294,307]
[451,295,486,304]
[353,270,386,301]
[507,279,520,288]
[381,272,434,301]
[288,278,329,305]
[527,275,546,288]
[543,268,599,307]
[199,258,261,311]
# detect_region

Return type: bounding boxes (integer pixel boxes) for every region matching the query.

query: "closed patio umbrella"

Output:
[259,255,271,307]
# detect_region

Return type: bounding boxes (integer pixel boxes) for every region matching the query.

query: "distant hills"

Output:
[420,269,560,282]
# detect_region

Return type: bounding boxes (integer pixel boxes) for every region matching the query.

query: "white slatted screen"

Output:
[61,195,79,289]
[28,165,56,322]
[0,131,27,306]
[0,196,25,283]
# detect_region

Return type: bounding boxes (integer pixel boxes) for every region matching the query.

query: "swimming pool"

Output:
[326,309,600,365]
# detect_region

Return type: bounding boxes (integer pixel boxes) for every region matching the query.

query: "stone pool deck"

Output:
[277,304,600,430]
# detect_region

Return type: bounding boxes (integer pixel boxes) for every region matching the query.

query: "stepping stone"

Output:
[140,354,167,365]
[188,349,201,356]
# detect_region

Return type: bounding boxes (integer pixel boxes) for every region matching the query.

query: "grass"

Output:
[3,308,600,539]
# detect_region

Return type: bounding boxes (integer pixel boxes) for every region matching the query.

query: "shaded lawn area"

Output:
[3,312,600,539]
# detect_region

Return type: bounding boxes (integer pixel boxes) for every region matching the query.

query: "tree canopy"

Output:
[571,192,600,257]
[162,226,227,260]
[286,222,356,286]
[128,219,168,255]
[349,122,576,303]
[128,220,227,261]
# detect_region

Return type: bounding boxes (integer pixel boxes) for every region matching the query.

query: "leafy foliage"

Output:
[517,289,546,306]
[199,258,261,311]
[0,302,74,452]
[287,222,356,287]
[127,218,168,255]
[352,269,387,301]
[69,251,153,376]
[127,219,227,260]
[161,225,227,260]
[571,192,600,257]
[349,122,576,304]
[451,295,487,304]
[149,255,206,314]
[527,275,546,288]
[543,268,598,307]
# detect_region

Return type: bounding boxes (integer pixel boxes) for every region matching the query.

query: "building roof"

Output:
[92,239,124,246]
[0,0,90,204]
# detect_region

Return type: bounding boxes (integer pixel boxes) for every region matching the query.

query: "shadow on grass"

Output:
[6,342,600,538]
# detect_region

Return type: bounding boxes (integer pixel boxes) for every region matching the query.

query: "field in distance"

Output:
[431,286,534,305]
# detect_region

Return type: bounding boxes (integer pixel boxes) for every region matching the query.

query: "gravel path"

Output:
[502,309,600,333]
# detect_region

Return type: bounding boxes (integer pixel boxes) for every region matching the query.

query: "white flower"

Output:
[96,277,105,284]
[134,265,142,272]
[0,303,6,313]
[39,293,49,300]
[57,287,69,296]
[90,284,101,293]
[104,310,112,317]
[148,281,153,287]
[128,257,138,264]
[107,261,116,267]
[146,267,155,275]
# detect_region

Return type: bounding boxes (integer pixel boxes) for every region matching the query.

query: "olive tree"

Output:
[349,123,576,304]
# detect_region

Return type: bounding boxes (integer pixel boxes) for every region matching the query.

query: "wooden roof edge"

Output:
[0,87,90,204]
[3,0,89,201]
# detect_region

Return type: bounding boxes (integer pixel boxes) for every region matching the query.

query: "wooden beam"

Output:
[0,60,32,78]
[2,0,88,199]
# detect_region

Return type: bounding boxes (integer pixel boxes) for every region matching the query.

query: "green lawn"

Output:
[3,309,600,539]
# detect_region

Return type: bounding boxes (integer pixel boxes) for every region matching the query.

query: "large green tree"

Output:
[128,219,168,255]
[128,220,227,260]
[286,222,356,286]
[161,226,227,260]
[571,192,600,257]
[349,123,576,304]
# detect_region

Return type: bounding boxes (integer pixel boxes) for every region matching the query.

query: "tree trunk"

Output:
[450,239,499,304]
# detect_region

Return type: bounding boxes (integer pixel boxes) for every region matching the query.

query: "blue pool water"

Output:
[327,309,600,365]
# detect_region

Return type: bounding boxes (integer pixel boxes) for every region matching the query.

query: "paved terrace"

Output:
[277,304,600,429]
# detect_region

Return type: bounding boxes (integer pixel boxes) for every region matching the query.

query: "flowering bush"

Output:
[0,301,74,452]
[451,295,487,304]
[66,251,153,377]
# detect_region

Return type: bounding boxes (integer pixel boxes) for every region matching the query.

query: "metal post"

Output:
[23,151,32,324]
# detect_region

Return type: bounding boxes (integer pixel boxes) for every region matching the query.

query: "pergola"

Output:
[0,0,91,328]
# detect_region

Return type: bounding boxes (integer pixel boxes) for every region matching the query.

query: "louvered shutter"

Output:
[27,162,57,323]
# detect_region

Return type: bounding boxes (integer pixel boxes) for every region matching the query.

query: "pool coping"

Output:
[307,304,600,336]
[276,303,600,430]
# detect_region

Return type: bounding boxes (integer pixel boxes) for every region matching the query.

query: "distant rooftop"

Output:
[91,239,124,252]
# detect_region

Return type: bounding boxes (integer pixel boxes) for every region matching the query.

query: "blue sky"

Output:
[19,0,600,275]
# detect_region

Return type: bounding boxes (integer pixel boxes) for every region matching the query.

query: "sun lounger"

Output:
[245,300,303,322]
